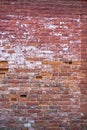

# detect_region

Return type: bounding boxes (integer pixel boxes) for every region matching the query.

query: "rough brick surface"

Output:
[0,0,87,130]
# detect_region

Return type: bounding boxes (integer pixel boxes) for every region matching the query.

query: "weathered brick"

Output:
[0,0,87,130]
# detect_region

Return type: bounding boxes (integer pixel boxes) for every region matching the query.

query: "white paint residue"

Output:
[76,40,81,44]
[61,36,68,40]
[44,17,57,20]
[59,51,63,55]
[25,61,42,69]
[59,112,68,117]
[22,24,28,27]
[63,26,68,29]
[34,61,42,65]
[9,46,53,68]
[70,40,74,44]
[70,40,81,44]
[0,47,4,50]
[41,50,53,54]
[10,35,15,39]
[16,21,19,25]
[60,44,68,48]
[75,15,80,23]
[0,15,81,70]
[24,123,31,128]
[44,23,57,29]
[81,113,84,116]
[36,50,54,60]
[77,18,80,22]
[7,14,20,18]
[23,31,30,35]
[8,87,20,90]
[26,16,32,20]
[60,22,65,25]
[25,46,38,51]
[0,32,7,35]
[21,24,28,28]
[63,47,68,51]
[0,40,2,44]
[54,33,62,36]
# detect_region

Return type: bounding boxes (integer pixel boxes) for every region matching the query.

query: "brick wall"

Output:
[0,0,87,130]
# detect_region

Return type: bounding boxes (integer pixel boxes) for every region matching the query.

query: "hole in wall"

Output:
[68,61,72,64]
[64,60,72,65]
[20,94,27,98]
[36,75,42,79]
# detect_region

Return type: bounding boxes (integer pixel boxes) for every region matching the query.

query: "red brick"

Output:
[0,0,87,129]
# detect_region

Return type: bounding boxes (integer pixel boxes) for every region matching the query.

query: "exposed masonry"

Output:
[0,16,81,68]
[0,1,87,129]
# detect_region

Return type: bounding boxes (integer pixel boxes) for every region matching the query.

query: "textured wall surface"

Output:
[0,0,87,130]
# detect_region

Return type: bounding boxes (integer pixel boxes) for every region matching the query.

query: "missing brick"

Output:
[64,60,72,65]
[36,75,42,79]
[69,61,72,64]
[20,94,27,98]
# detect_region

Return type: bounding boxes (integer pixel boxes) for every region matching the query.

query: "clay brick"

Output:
[41,72,52,77]
[8,94,18,102]
[42,61,61,65]
[0,61,8,68]
[21,128,28,130]
[0,73,5,80]
[0,0,87,129]
[26,57,43,61]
